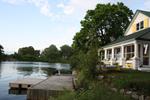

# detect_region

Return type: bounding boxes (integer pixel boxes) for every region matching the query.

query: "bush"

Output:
[75,49,98,88]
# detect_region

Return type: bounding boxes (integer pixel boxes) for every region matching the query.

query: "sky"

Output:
[0,0,150,54]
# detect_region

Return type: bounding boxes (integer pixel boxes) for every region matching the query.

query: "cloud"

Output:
[57,0,100,15]
[57,3,74,15]
[2,0,53,17]
[3,0,121,18]
[56,0,123,16]
[2,0,25,5]
[2,0,137,19]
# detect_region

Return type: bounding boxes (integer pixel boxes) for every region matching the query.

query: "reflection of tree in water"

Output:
[41,67,57,76]
[0,62,2,78]
[60,69,72,74]
[41,67,71,76]
[17,67,33,76]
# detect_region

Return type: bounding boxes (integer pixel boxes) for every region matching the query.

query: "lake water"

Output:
[0,61,70,100]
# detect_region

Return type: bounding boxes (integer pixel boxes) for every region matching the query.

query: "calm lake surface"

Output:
[0,61,70,100]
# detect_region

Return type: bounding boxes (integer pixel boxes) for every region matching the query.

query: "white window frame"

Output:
[100,50,105,60]
[114,47,121,60]
[136,21,144,31]
[124,44,134,60]
[107,49,112,60]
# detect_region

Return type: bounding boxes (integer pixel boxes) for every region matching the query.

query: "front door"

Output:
[143,43,149,67]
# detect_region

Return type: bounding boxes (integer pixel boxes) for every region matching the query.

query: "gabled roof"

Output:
[103,28,150,47]
[138,10,150,17]
[124,10,150,35]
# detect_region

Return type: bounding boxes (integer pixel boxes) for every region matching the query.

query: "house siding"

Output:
[126,13,150,36]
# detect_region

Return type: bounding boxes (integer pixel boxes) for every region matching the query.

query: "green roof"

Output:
[137,10,150,17]
[104,27,150,47]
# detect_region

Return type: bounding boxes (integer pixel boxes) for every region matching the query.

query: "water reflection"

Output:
[41,67,57,76]
[17,67,33,76]
[9,89,27,95]
[0,62,2,78]
[0,61,70,100]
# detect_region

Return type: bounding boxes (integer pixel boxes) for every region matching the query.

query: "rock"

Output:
[110,76,115,78]
[145,96,150,100]
[98,75,104,80]
[139,95,144,100]
[126,91,132,95]
[131,93,139,100]
[120,89,125,94]
[111,88,117,92]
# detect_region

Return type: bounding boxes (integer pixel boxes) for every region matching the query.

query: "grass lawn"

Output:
[51,69,150,100]
[51,83,132,100]
[101,69,150,96]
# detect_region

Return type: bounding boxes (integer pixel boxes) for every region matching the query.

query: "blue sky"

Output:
[0,0,149,54]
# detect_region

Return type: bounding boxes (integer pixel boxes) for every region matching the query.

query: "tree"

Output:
[72,2,133,52]
[0,45,4,61]
[60,45,73,60]
[17,46,40,61]
[41,44,60,62]
[70,48,98,88]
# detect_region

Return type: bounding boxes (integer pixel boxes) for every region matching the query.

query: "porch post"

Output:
[111,48,114,65]
[134,42,138,58]
[104,49,107,60]
[121,45,125,68]
[134,41,139,70]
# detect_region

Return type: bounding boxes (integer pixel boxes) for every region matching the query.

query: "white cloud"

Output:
[3,0,121,18]
[3,0,140,19]
[2,0,53,17]
[57,0,100,15]
[56,0,122,16]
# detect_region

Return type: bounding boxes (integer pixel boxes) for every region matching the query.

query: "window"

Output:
[100,50,105,60]
[136,23,140,31]
[124,45,134,60]
[143,44,149,65]
[136,21,144,31]
[107,49,112,60]
[140,21,144,29]
[114,47,121,60]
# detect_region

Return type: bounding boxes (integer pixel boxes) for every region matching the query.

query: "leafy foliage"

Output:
[40,44,60,62]
[72,2,133,52]
[17,46,40,61]
[60,45,73,60]
[0,44,4,61]
[70,48,98,88]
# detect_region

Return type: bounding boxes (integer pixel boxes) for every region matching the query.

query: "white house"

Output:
[99,10,150,70]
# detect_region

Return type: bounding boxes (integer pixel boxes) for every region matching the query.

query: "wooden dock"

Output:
[9,78,44,89]
[27,75,74,100]
[9,75,74,100]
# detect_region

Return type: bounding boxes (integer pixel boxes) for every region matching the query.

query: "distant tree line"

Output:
[0,44,73,63]
[0,44,4,61]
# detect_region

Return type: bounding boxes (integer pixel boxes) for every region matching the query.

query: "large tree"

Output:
[60,45,73,60]
[18,46,40,61]
[72,2,133,52]
[41,44,60,62]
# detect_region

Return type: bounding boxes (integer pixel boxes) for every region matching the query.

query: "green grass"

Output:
[106,69,150,95]
[51,83,132,100]
[51,69,150,100]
